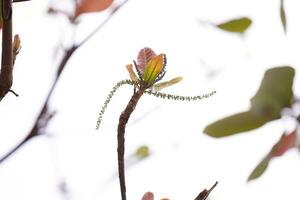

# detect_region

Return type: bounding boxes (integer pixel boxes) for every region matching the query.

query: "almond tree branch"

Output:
[0,0,13,101]
[194,181,218,200]
[118,88,145,200]
[0,0,129,163]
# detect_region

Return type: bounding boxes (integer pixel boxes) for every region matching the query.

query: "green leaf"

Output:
[250,66,294,118]
[204,111,269,137]
[248,131,297,181]
[204,66,295,138]
[247,155,271,181]
[216,17,252,34]
[134,145,150,159]
[280,0,287,33]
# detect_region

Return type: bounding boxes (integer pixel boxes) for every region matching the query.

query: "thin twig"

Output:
[117,88,145,200]
[194,181,218,200]
[77,0,129,47]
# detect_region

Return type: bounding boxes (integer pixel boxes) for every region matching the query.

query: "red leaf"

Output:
[75,0,113,18]
[141,192,154,200]
[248,130,297,181]
[137,47,156,75]
[271,131,297,157]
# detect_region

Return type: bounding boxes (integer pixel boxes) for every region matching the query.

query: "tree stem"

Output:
[117,88,144,200]
[0,0,13,100]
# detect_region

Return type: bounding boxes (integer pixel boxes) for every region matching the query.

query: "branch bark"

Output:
[117,88,144,200]
[0,0,13,100]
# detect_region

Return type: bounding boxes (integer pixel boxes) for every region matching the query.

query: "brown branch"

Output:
[0,0,130,163]
[117,88,144,200]
[194,181,218,200]
[0,46,77,163]
[0,0,13,101]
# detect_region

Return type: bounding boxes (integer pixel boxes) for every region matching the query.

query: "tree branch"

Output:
[0,0,13,101]
[117,88,144,200]
[0,0,130,163]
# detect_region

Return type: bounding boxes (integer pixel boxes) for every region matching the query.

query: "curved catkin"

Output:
[96,79,139,129]
[144,90,216,101]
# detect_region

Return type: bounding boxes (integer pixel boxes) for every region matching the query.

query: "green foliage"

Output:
[216,17,252,34]
[250,66,294,118]
[135,145,150,159]
[204,66,295,137]
[204,111,270,137]
[280,0,287,33]
[248,131,297,181]
[247,156,270,181]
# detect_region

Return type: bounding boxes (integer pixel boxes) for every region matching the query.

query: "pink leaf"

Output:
[137,47,156,75]
[142,192,154,200]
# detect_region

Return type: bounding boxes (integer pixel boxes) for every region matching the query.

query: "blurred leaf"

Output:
[141,192,154,200]
[75,0,113,18]
[271,130,297,157]
[204,111,269,137]
[126,64,138,81]
[248,131,297,181]
[153,76,183,92]
[247,155,270,181]
[204,66,295,137]
[135,145,150,159]
[250,66,294,118]
[280,0,287,33]
[216,17,252,34]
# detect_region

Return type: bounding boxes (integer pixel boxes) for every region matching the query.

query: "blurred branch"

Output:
[0,0,14,101]
[78,0,129,47]
[0,0,130,163]
[194,182,218,200]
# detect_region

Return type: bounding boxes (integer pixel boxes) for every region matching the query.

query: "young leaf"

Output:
[143,54,166,86]
[204,111,269,137]
[137,47,157,75]
[153,76,183,92]
[280,0,287,33]
[74,0,113,18]
[216,17,252,34]
[248,131,297,181]
[126,64,138,81]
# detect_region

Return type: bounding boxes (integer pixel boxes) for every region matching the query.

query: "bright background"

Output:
[0,0,300,199]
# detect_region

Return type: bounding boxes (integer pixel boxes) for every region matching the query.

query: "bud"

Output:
[13,34,21,55]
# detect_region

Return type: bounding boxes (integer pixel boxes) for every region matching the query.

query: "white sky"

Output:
[0,0,300,200]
